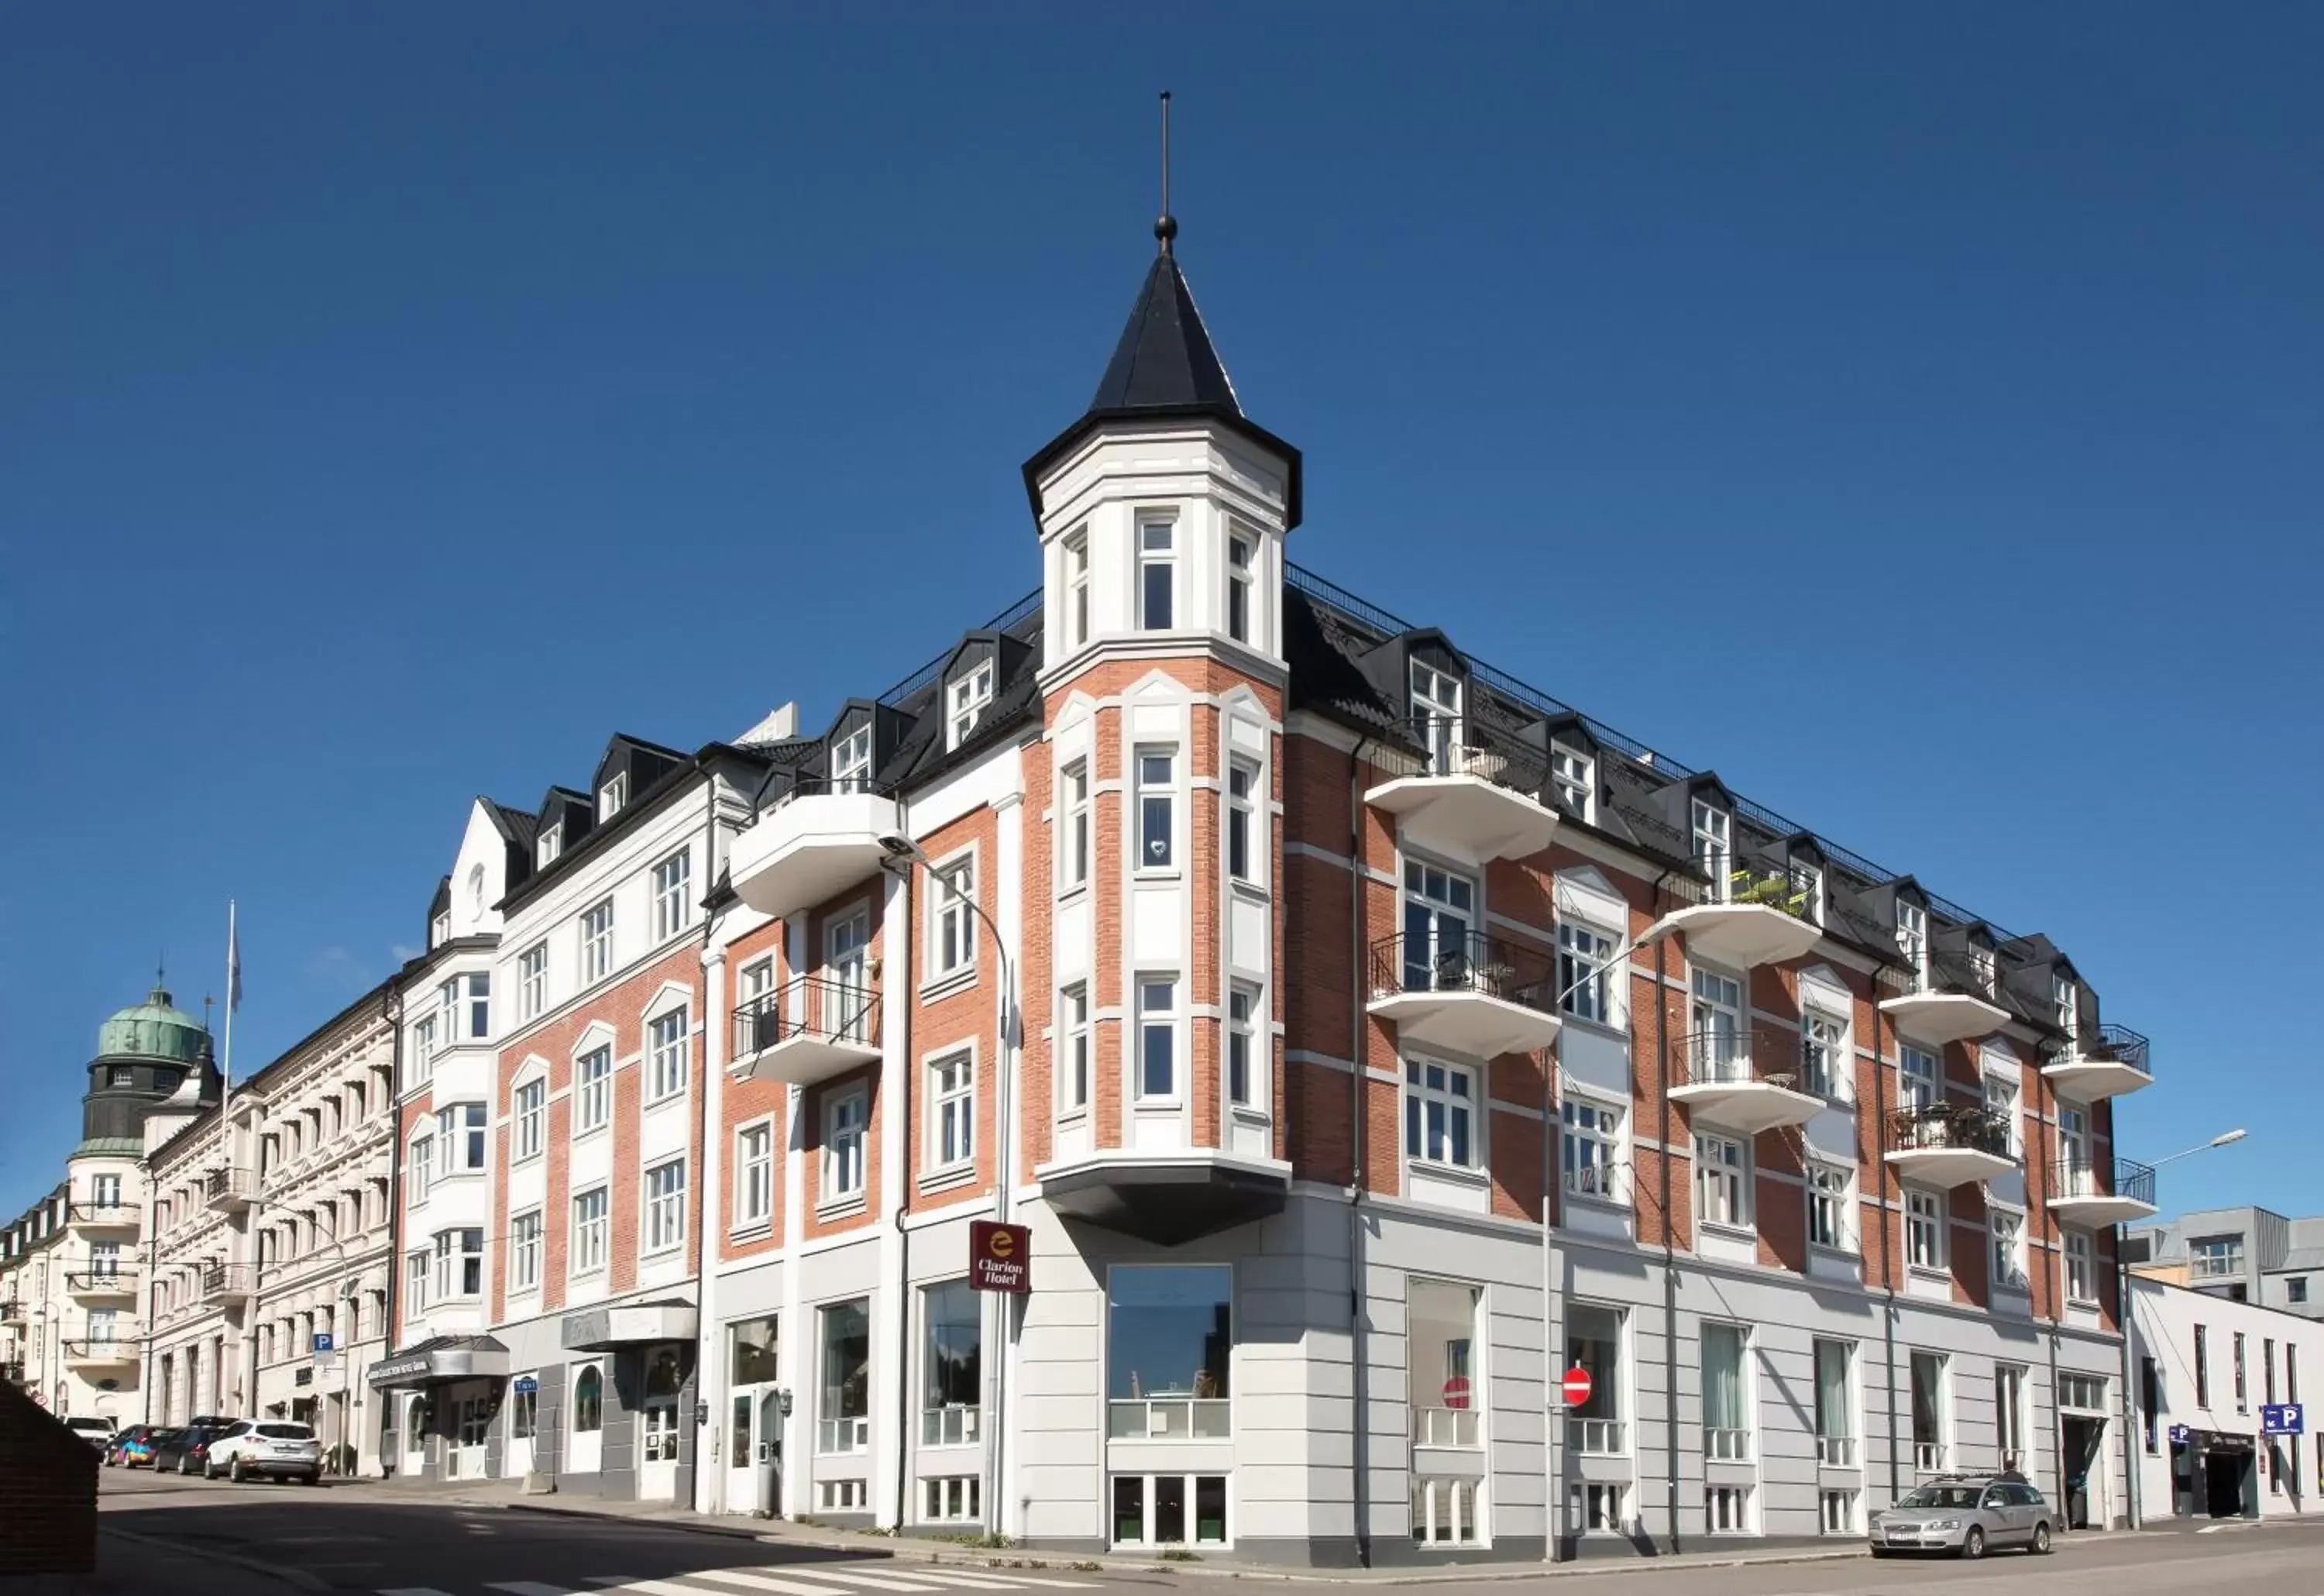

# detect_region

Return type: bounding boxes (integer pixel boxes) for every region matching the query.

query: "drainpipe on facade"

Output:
[139,1154,158,1426]
[886,858,917,1538]
[1875,964,1899,1505]
[1654,877,1679,1556]
[1346,732,1375,1570]
[381,981,405,1476]
[1543,957,1562,1564]
[693,777,723,1515]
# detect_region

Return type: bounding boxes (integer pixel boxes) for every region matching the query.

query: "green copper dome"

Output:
[95,985,209,1065]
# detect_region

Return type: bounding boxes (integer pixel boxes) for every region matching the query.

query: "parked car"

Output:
[102,1425,156,1466]
[152,1423,227,1476]
[1869,1474,2054,1558]
[205,1419,321,1484]
[120,1427,178,1469]
[63,1415,114,1449]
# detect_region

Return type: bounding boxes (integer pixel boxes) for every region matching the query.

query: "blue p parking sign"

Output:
[2263,1403,2304,1436]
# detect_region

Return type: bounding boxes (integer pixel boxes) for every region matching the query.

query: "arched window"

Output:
[573,1365,603,1433]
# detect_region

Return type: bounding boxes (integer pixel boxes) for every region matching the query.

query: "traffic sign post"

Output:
[1561,1367,1594,1408]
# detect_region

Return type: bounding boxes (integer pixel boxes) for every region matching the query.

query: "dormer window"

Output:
[1788,861,1824,926]
[947,660,994,751]
[1971,945,1996,997]
[598,772,627,821]
[1410,660,1463,773]
[1896,900,1927,983]
[1226,529,1255,644]
[430,911,450,948]
[1062,528,1090,651]
[1137,518,1176,630]
[2054,976,2077,1040]
[1691,800,1731,899]
[538,824,563,869]
[832,724,872,793]
[1549,744,1594,823]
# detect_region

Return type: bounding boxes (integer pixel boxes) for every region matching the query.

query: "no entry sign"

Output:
[1561,1366,1594,1407]
[969,1219,1031,1293]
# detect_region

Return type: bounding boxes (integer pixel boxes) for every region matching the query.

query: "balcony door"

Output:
[1690,969,1745,1081]
[1402,862,1476,993]
[827,913,871,1042]
[1410,660,1463,774]
[2059,1106,2091,1191]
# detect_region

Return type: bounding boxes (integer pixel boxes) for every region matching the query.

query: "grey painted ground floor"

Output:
[366,1188,2132,1565]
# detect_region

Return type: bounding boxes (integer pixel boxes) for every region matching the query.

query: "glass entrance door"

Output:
[639,1346,684,1501]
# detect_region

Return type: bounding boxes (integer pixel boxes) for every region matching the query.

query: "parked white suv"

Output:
[205,1419,322,1484]
[63,1415,115,1448]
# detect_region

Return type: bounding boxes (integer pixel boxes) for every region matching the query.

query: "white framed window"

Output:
[927,1052,975,1172]
[1996,1363,2028,1466]
[571,1186,608,1275]
[465,971,490,1037]
[407,1135,433,1207]
[432,1227,483,1300]
[1820,1489,1858,1536]
[598,772,627,820]
[511,1210,542,1292]
[928,854,977,982]
[1807,1161,1854,1252]
[1549,743,1593,822]
[1696,1133,1751,1230]
[1910,1350,1949,1472]
[1705,1484,1752,1535]
[947,658,994,749]
[1983,1068,2022,1154]
[1226,758,1259,886]
[647,1005,690,1102]
[1813,1339,1856,1466]
[1409,659,1463,772]
[1561,1097,1624,1202]
[1895,899,1927,981]
[1573,1482,1627,1535]
[1059,983,1090,1117]
[1226,528,1256,644]
[514,1078,545,1162]
[1691,799,1731,898]
[1789,859,1824,925]
[519,942,548,1021]
[574,1044,612,1136]
[1690,968,1744,1078]
[645,1158,686,1254]
[831,724,872,791]
[1970,944,1997,996]
[1906,1188,1945,1271]
[1701,1321,1752,1462]
[1899,1044,1938,1109]
[651,848,693,941]
[2053,975,2077,1040]
[1227,985,1260,1111]
[1136,977,1178,1102]
[437,976,459,1044]
[404,1250,428,1318]
[1062,527,1090,650]
[740,956,775,1007]
[580,898,614,984]
[1061,760,1090,893]
[924,1474,982,1524]
[1800,1009,1847,1099]
[1136,748,1176,871]
[538,823,562,869]
[1411,1477,1480,1546]
[1990,1207,2027,1290]
[437,1102,487,1174]
[2066,1230,2095,1302]
[431,910,450,947]
[1556,922,1614,1024]
[1404,1058,1477,1170]
[824,1089,868,1201]
[736,1123,773,1229]
[1136,516,1175,629]
[410,1013,438,1086]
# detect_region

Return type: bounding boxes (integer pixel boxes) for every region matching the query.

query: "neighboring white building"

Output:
[2132,1275,2323,1522]
[1,1185,72,1410]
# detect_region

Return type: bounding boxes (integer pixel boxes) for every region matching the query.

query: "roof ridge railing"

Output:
[876,585,1044,708]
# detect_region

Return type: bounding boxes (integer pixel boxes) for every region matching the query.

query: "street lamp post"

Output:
[2119,1128,2246,1529]
[878,831,1017,1543]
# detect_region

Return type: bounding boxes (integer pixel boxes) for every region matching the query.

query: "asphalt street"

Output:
[92,1467,2324,1596]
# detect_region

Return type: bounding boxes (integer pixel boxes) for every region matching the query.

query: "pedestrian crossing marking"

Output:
[751,1570,944,1593]
[487,1584,586,1596]
[378,1588,459,1596]
[896,1575,1033,1590]
[683,1574,890,1596]
[582,1581,712,1596]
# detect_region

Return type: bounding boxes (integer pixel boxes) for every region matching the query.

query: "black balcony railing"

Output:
[201,1264,256,1298]
[204,1167,258,1205]
[1674,1020,1845,1097]
[751,769,898,823]
[1701,859,1818,923]
[65,1270,136,1292]
[1401,710,1553,800]
[2051,1157,2157,1209]
[733,975,882,1059]
[2045,1022,2154,1078]
[0,1299,22,1322]
[1367,930,1556,1013]
[1889,1102,2015,1160]
[0,1360,22,1384]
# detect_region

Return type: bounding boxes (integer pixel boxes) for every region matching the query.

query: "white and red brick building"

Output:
[369,224,2158,1563]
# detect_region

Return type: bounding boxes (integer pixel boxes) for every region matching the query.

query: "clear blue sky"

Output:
[5,5,2318,1223]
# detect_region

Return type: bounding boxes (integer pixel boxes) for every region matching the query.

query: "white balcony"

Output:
[1879,951,2010,1047]
[729,779,899,921]
[2040,1024,2154,1101]
[1884,1106,2017,1188]
[64,1271,136,1302]
[2047,1158,2158,1226]
[64,1338,138,1371]
[1668,1024,1827,1135]
[1642,861,1825,968]
[201,1264,256,1306]
[729,976,881,1089]
[204,1167,258,1214]
[1364,932,1562,1060]
[1364,717,1559,866]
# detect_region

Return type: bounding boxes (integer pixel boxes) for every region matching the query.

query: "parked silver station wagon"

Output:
[1868,1474,2056,1558]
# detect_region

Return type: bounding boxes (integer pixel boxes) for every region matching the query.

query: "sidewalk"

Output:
[332,1476,1912,1584]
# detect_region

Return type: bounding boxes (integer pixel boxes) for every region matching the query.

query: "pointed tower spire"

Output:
[1155,90,1177,257]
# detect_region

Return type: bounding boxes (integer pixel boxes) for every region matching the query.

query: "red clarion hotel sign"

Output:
[969,1220,1032,1293]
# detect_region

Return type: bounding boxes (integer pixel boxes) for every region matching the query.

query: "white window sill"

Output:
[1056,1106,1091,1126]
[641,1245,685,1263]
[1908,1264,1951,1285]
[917,1164,978,1198]
[645,1090,688,1112]
[920,967,978,1005]
[1408,1157,1487,1185]
[1557,1012,1629,1042]
[1229,879,1269,903]
[1133,868,1181,883]
[816,1194,869,1223]
[1699,1219,1758,1243]
[1133,1096,1183,1113]
[1229,1103,1270,1125]
[572,1125,610,1144]
[730,1219,775,1243]
[2066,1293,2102,1310]
[1057,883,1090,907]
[1809,1242,1861,1262]
[1563,1186,1632,1213]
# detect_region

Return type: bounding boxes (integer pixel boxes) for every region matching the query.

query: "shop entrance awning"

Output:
[561,1299,698,1352]
[365,1335,510,1389]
